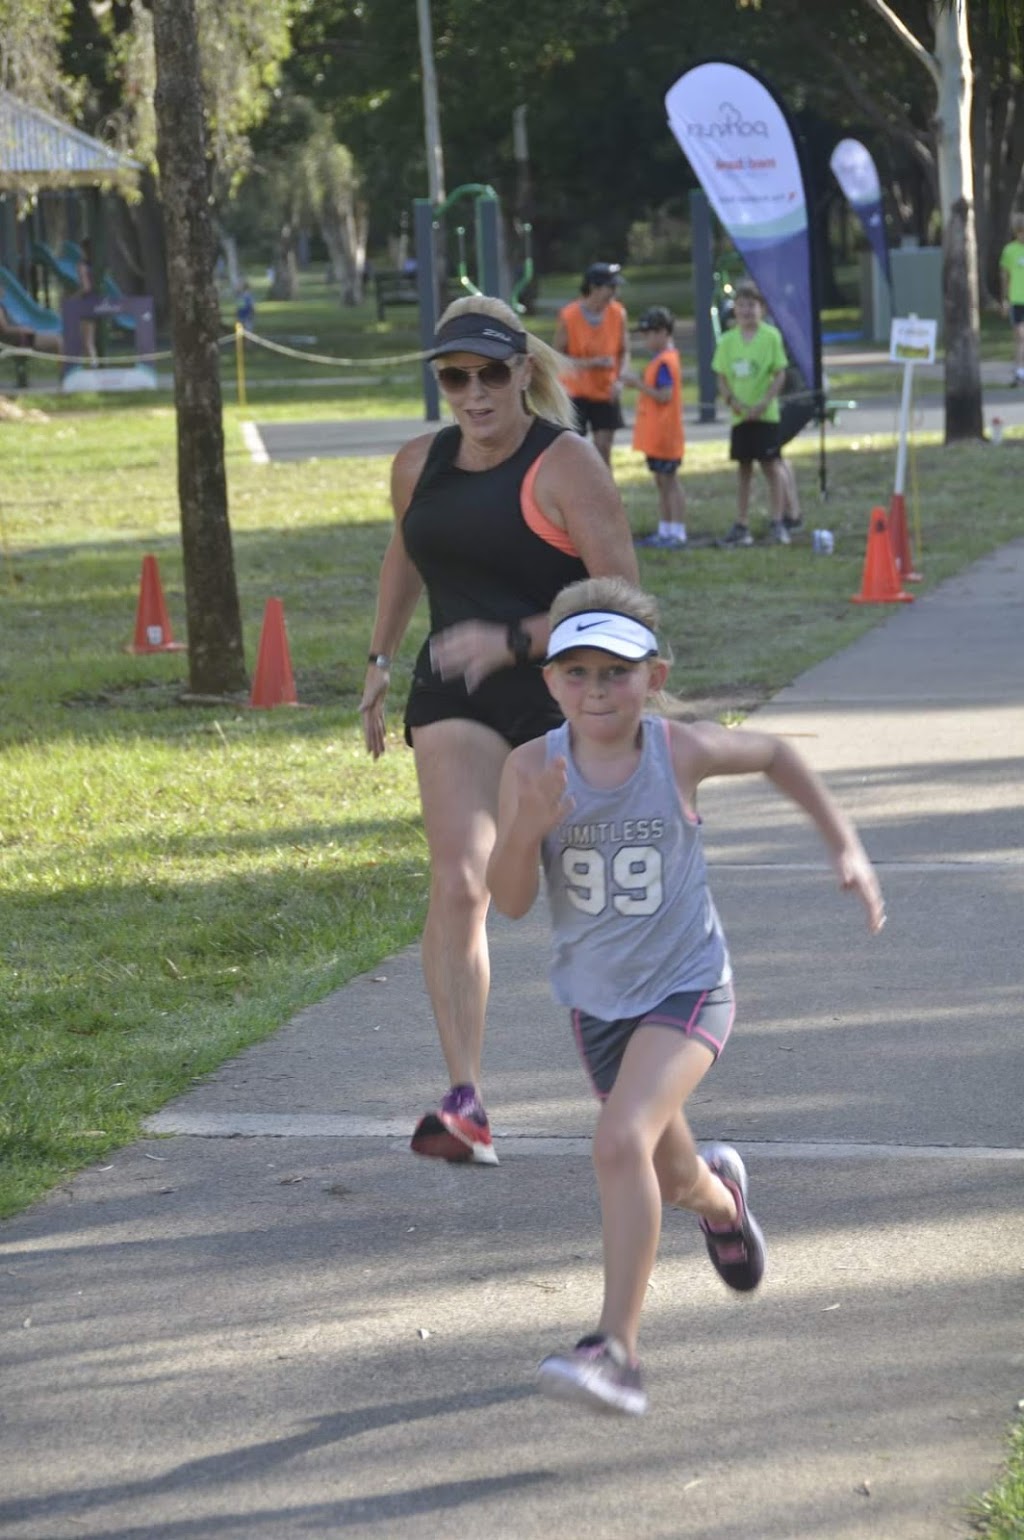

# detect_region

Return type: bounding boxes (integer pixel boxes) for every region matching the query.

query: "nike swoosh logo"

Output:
[575,619,609,631]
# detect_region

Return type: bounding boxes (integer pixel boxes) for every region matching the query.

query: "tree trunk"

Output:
[124,174,170,323]
[862,0,983,441]
[932,2,984,442]
[981,84,1024,301]
[269,227,299,300]
[944,197,985,439]
[217,229,242,296]
[151,0,248,694]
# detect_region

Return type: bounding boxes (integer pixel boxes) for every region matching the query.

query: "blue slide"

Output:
[0,265,62,334]
[60,240,136,333]
[32,240,80,289]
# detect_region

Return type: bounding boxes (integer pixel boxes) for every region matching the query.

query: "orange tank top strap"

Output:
[520,448,580,557]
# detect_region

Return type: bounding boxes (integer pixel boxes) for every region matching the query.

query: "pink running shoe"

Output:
[410,1084,498,1166]
[699,1143,766,1292]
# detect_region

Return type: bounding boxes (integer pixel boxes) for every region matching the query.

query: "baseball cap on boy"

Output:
[636,305,674,333]
[582,262,623,291]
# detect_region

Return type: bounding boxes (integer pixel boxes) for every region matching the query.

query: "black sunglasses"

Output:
[435,360,516,392]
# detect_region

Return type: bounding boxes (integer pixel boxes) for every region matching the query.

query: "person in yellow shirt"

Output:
[712,281,788,547]
[621,306,687,549]
[554,262,629,466]
[998,213,1024,386]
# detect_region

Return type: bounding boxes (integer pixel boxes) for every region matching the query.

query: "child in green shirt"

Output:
[711,280,789,547]
[999,214,1024,386]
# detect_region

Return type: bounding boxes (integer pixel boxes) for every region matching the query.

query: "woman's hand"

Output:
[429,620,517,694]
[359,665,390,759]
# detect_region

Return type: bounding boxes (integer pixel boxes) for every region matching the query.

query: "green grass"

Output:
[3,388,1023,1223]
[3,288,1022,1225]
[972,1419,1024,1536]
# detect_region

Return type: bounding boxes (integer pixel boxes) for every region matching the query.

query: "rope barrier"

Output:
[0,340,180,366]
[0,326,430,372]
[233,326,427,368]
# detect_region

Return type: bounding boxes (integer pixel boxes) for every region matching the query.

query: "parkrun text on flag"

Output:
[830,137,891,288]
[665,61,819,395]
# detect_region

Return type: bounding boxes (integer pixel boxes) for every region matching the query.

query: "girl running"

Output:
[486,576,885,1415]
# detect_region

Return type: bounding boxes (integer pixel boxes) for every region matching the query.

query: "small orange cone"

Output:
[888,491,922,582]
[851,507,914,605]
[249,597,299,708]
[128,554,186,653]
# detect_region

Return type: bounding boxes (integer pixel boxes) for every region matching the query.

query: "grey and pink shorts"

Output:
[571,981,735,1099]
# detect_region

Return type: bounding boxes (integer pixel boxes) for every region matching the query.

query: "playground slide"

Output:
[57,241,136,333]
[32,240,80,289]
[0,265,62,334]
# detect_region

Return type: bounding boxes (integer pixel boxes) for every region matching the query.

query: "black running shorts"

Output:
[570,396,624,435]
[730,419,782,464]
[404,648,563,749]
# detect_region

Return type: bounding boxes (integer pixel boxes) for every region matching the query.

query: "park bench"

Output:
[374,268,419,320]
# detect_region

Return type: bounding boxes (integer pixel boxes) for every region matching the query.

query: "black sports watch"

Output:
[506,621,532,666]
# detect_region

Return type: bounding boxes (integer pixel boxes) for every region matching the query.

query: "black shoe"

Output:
[699,1143,766,1292]
[782,513,803,532]
[720,522,754,548]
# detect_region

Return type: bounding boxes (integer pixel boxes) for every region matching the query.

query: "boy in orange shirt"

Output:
[554,262,629,465]
[622,306,687,550]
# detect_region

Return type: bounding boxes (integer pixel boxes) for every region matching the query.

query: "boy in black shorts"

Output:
[711,281,789,546]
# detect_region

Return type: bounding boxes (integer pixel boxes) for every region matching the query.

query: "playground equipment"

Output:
[510,221,534,315]
[454,224,482,296]
[0,263,62,334]
[412,182,503,421]
[710,268,736,341]
[33,239,79,288]
[32,240,136,333]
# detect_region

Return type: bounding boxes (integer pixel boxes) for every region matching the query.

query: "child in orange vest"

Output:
[622,306,686,550]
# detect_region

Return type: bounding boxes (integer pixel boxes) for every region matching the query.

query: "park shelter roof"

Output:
[0,91,142,192]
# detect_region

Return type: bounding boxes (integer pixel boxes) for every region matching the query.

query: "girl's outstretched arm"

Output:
[487,744,574,919]
[673,721,886,934]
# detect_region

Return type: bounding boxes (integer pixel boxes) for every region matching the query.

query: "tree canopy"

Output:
[5,0,1021,287]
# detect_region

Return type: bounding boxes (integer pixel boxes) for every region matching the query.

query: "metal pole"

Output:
[475,195,501,297]
[415,0,446,207]
[414,197,440,422]
[893,360,914,497]
[689,189,717,423]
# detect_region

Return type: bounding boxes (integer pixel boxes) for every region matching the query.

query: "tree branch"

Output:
[824,41,937,184]
[859,0,942,86]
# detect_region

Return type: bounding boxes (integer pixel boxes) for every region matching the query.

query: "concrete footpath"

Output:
[244,353,1024,462]
[3,546,1024,1540]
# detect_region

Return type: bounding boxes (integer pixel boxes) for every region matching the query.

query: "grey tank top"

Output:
[540,715,731,1019]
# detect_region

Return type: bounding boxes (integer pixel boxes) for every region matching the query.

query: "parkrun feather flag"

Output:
[665,61,820,395]
[830,137,891,288]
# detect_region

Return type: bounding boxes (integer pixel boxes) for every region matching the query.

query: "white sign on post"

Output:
[889,316,937,365]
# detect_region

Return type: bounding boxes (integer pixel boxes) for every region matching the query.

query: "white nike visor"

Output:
[546,610,659,663]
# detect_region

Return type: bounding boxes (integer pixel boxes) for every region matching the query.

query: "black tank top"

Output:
[402,418,588,635]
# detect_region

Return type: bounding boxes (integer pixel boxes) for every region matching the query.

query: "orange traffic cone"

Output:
[249,597,299,707]
[851,508,914,605]
[128,554,186,653]
[888,492,922,581]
